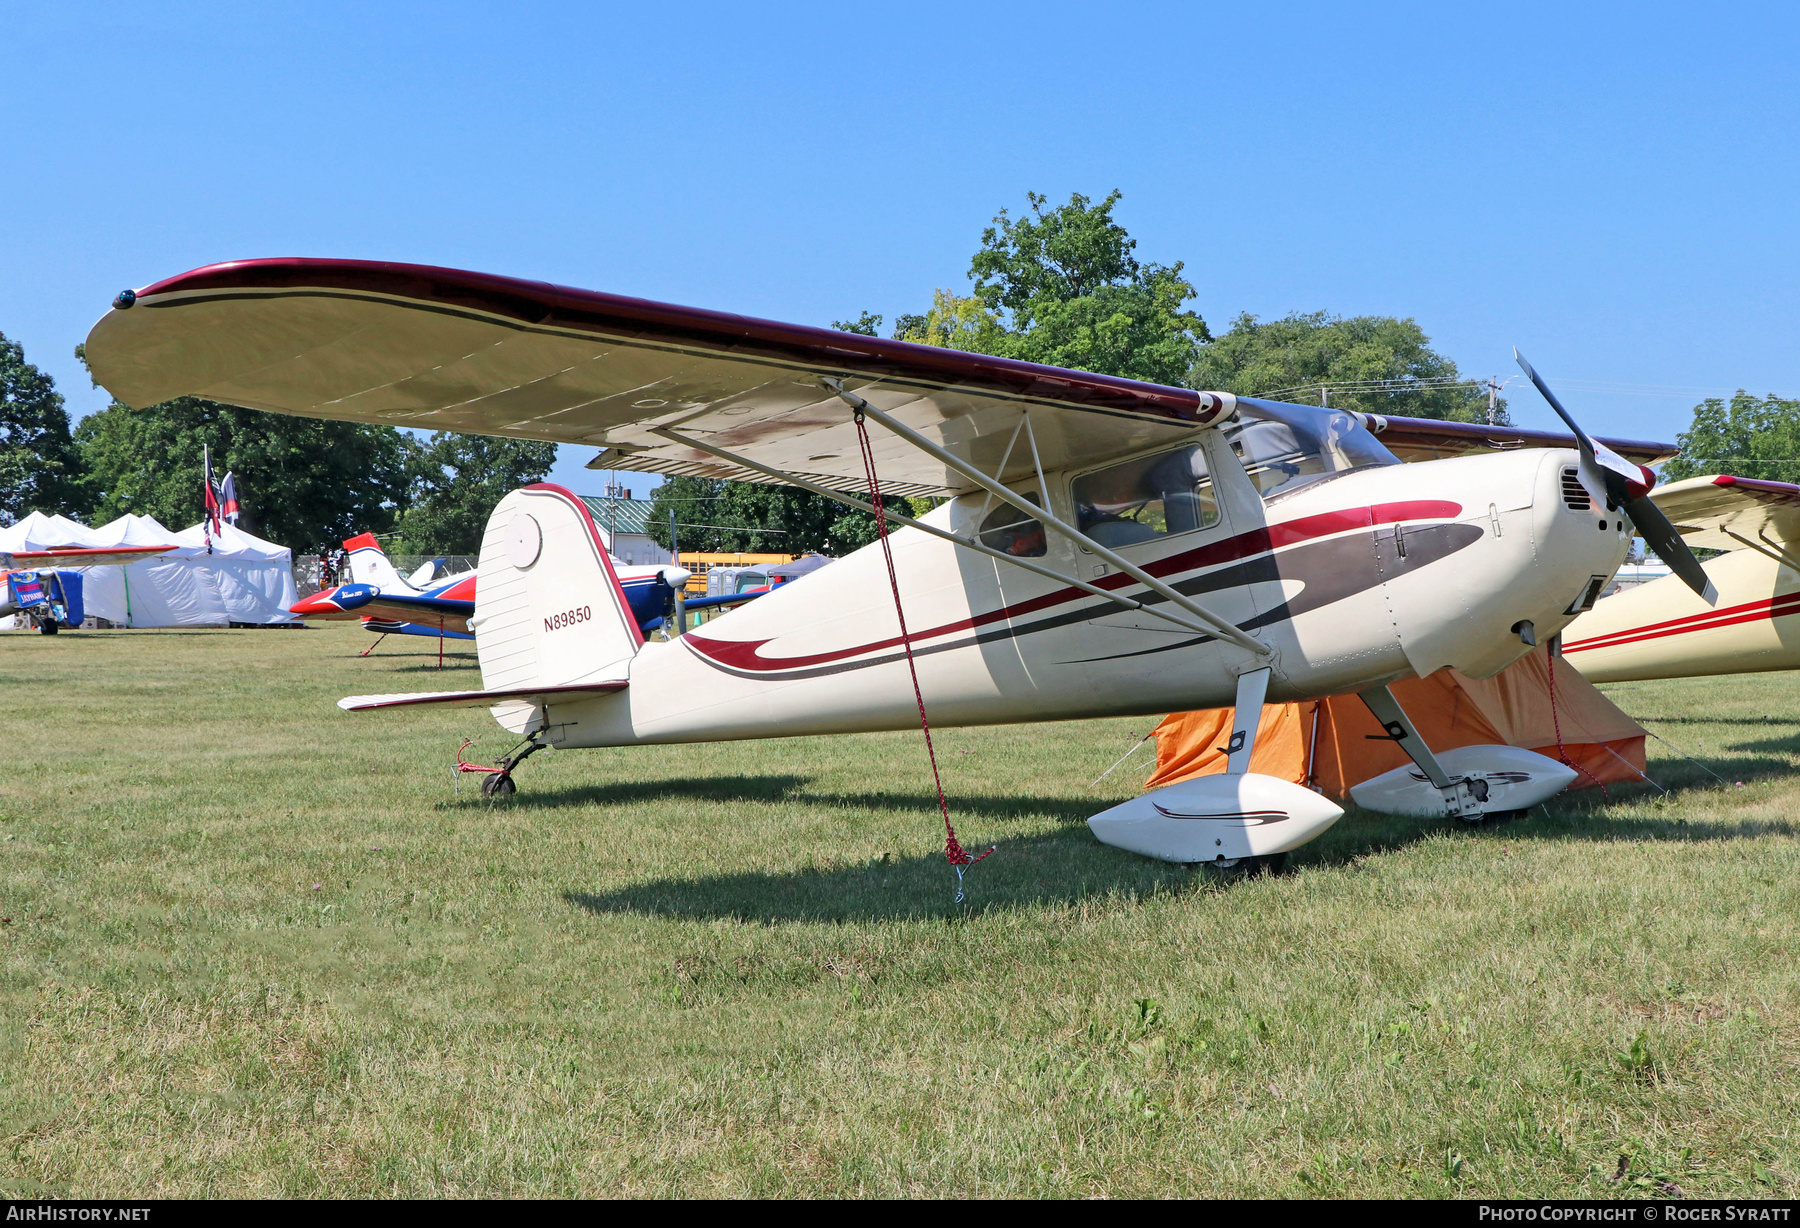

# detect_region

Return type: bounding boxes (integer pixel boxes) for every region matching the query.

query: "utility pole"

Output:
[670,507,684,638]
[1320,384,1329,408]
[1486,380,1499,426]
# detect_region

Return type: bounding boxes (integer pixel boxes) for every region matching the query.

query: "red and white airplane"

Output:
[82,259,1709,870]
[290,532,481,644]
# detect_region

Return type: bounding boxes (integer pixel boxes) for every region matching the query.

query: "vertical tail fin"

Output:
[342,533,412,593]
[472,484,644,691]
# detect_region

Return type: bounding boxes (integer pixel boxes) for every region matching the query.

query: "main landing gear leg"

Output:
[1207,666,1288,878]
[480,736,547,798]
[1356,685,1490,822]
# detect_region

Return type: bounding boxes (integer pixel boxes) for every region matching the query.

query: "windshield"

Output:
[1223,400,1400,501]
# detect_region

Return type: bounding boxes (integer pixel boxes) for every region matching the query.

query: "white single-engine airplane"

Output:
[82,259,1711,870]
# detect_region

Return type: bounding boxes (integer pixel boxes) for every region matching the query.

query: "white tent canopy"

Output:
[1,513,298,626]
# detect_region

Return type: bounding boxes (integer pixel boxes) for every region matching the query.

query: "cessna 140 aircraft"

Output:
[82,258,1711,870]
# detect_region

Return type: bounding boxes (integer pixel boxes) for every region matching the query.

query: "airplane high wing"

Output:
[1362,414,1673,468]
[84,258,1667,497]
[2,545,176,568]
[1644,474,1800,553]
[85,258,1234,499]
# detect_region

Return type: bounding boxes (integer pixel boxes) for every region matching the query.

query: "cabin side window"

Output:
[1071,445,1219,548]
[978,492,1047,558]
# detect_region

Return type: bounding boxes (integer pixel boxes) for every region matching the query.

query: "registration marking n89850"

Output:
[545,606,592,632]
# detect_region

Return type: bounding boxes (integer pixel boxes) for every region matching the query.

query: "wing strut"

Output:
[651,425,1234,643]
[824,381,1271,659]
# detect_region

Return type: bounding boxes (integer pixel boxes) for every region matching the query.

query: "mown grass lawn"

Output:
[2,620,1797,1198]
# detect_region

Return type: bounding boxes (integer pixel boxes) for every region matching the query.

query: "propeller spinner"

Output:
[1513,350,1716,605]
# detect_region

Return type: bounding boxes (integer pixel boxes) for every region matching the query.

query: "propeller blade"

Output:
[1625,494,1718,605]
[1515,348,1715,603]
[1515,349,1609,508]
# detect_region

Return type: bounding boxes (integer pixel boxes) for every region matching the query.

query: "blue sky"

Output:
[4,2,1797,495]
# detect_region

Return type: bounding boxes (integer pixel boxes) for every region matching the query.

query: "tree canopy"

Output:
[0,332,85,524]
[1188,311,1505,423]
[75,394,412,552]
[1662,392,1800,486]
[394,432,558,555]
[889,190,1210,387]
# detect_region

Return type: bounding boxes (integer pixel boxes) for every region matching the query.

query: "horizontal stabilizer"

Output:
[338,680,628,711]
[678,588,769,613]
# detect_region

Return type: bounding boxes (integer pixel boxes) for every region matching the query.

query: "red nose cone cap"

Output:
[1627,464,1656,500]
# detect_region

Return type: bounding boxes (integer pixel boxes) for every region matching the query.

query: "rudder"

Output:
[343,532,410,592]
[472,484,643,692]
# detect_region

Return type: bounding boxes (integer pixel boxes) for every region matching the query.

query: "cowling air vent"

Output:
[1560,468,1592,511]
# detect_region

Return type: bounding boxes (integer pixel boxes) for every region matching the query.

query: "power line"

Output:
[1255,376,1506,400]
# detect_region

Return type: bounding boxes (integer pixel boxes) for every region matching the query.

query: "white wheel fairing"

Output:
[1348,745,1578,817]
[1087,774,1344,863]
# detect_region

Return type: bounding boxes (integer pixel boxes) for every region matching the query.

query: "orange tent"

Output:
[1145,644,1648,797]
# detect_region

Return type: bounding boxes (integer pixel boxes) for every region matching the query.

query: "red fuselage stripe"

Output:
[1564,590,1800,654]
[684,499,1461,673]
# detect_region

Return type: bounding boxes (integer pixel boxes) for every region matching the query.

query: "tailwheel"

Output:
[1202,852,1287,880]
[480,772,516,798]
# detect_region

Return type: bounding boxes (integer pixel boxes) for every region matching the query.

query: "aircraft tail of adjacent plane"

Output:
[470,484,643,696]
[342,532,412,593]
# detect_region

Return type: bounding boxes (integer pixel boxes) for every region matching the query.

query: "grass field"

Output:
[2,621,1798,1198]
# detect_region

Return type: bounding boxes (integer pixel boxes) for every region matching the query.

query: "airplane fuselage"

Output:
[484,443,1629,748]
[1566,547,1800,682]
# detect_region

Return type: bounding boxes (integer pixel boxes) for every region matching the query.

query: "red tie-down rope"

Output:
[853,410,993,899]
[1545,641,1609,803]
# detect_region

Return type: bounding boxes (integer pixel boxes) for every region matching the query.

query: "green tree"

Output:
[831,312,884,337]
[1188,312,1505,423]
[956,189,1210,384]
[647,474,907,557]
[892,288,1009,354]
[0,332,86,524]
[395,432,558,554]
[76,395,410,552]
[1662,392,1800,486]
